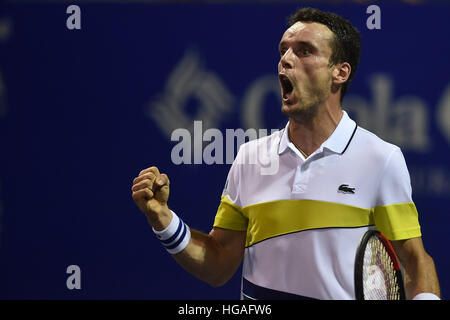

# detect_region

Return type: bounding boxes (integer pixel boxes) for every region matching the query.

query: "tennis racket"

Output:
[354,230,405,300]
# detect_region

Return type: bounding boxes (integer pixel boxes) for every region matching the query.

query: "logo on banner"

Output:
[343,74,430,152]
[147,50,234,142]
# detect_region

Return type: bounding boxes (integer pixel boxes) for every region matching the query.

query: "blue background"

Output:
[0,1,449,299]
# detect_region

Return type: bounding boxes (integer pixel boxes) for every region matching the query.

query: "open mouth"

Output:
[279,74,294,100]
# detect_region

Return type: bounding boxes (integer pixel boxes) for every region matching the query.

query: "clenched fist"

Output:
[131,166,172,230]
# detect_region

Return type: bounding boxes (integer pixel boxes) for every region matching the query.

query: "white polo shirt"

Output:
[213,111,421,300]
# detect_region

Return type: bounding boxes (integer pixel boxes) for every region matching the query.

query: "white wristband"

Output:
[152,210,180,241]
[412,293,441,300]
[152,210,191,254]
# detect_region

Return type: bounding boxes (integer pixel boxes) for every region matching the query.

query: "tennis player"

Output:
[131,8,441,300]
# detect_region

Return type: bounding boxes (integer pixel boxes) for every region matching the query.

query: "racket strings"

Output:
[362,237,401,300]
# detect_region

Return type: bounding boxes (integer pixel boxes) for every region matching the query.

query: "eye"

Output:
[300,48,311,56]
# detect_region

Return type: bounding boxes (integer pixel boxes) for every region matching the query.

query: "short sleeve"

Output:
[213,148,248,231]
[373,147,421,240]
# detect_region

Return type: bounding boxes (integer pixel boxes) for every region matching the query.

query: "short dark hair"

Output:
[288,8,361,100]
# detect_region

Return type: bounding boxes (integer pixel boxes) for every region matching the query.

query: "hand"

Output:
[131,166,172,229]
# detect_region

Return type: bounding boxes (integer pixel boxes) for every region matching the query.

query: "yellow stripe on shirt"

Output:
[213,196,249,231]
[213,197,421,246]
[241,199,375,247]
[373,202,421,240]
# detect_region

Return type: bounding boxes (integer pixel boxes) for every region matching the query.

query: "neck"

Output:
[288,104,343,157]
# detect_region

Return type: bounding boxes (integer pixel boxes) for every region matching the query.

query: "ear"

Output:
[332,62,351,85]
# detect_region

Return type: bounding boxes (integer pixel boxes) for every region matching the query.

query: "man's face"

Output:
[278,21,335,118]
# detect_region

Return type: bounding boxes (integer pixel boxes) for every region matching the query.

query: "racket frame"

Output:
[354,230,406,300]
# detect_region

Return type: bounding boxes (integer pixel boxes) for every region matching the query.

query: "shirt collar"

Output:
[278,121,291,155]
[278,110,357,155]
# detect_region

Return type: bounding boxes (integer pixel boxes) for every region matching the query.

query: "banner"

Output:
[0,2,449,299]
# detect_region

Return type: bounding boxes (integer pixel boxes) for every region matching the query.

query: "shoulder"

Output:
[353,126,401,162]
[356,126,399,152]
[238,129,283,157]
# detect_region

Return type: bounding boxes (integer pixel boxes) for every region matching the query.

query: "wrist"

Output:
[147,207,172,231]
[152,210,191,254]
[152,210,178,238]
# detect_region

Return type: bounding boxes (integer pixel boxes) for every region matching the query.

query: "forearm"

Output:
[402,252,441,299]
[172,228,242,287]
[147,206,244,287]
[392,238,441,300]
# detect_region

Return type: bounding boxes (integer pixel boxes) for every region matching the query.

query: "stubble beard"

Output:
[281,80,331,125]
[281,101,319,125]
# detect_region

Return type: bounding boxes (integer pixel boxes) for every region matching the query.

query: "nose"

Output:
[279,48,293,70]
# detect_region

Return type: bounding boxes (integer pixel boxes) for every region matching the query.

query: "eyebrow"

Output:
[278,40,315,52]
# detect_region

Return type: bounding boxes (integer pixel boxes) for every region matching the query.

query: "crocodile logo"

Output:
[338,184,355,194]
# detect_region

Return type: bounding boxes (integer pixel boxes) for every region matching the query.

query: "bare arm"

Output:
[392,237,441,299]
[131,166,246,287]
[173,227,246,287]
